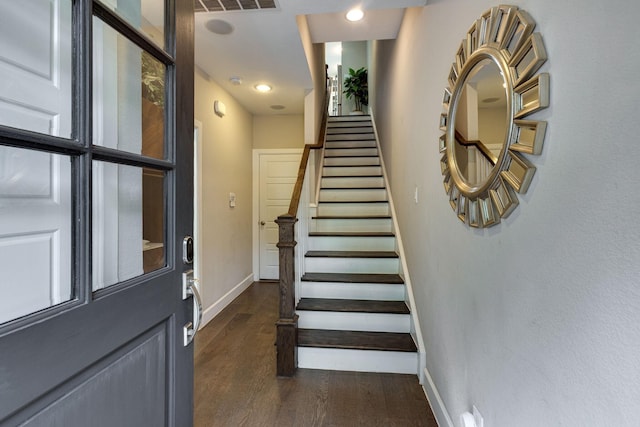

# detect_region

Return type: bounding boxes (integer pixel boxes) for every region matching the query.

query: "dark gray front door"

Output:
[0,0,195,425]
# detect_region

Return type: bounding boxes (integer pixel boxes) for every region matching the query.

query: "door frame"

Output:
[252,148,303,281]
[194,119,203,306]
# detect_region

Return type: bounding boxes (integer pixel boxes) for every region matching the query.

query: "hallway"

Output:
[194,282,437,426]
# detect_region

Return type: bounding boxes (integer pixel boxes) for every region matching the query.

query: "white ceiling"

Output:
[194,0,427,116]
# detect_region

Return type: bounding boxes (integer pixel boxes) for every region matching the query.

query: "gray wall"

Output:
[342,41,368,115]
[371,1,640,425]
[194,69,254,313]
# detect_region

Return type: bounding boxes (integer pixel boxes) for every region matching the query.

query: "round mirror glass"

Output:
[453,58,509,187]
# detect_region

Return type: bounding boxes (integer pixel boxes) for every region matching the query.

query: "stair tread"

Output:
[313,215,391,219]
[309,231,395,237]
[323,175,382,179]
[321,186,385,190]
[322,165,380,168]
[317,201,388,204]
[305,250,398,258]
[298,329,416,352]
[302,272,404,284]
[297,298,409,314]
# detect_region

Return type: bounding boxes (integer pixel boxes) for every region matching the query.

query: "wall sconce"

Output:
[214,100,226,117]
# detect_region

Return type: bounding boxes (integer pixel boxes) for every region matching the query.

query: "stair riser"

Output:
[297,311,410,333]
[298,347,418,374]
[308,236,395,251]
[319,188,387,202]
[326,127,373,134]
[305,257,399,274]
[325,148,378,157]
[326,133,375,141]
[328,123,372,129]
[299,281,405,301]
[325,140,377,149]
[317,202,389,216]
[313,218,393,232]
[328,116,371,123]
[323,157,382,168]
[321,177,384,188]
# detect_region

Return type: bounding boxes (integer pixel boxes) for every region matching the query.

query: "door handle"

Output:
[182,270,202,346]
[260,221,265,226]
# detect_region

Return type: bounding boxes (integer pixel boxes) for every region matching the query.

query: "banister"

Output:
[286,79,331,217]
[276,69,330,377]
[455,130,498,166]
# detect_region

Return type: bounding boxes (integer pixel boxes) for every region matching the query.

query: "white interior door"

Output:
[0,0,72,323]
[0,0,72,137]
[258,151,301,280]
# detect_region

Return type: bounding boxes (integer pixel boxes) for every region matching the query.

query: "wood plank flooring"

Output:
[194,281,437,427]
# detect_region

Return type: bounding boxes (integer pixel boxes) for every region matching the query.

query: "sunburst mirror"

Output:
[439,5,549,228]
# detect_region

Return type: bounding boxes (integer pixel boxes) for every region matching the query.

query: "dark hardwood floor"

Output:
[194,281,438,426]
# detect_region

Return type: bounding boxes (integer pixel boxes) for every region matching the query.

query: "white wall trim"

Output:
[369,111,428,383]
[423,367,454,427]
[199,273,254,329]
[252,148,304,281]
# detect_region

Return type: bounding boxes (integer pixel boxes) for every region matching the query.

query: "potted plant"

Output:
[343,67,368,114]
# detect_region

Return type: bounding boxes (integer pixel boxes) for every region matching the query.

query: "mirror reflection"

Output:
[453,58,509,187]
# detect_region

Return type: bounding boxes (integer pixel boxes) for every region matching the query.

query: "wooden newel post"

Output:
[275,213,298,376]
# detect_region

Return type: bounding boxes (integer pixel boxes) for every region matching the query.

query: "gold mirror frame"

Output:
[440,5,549,228]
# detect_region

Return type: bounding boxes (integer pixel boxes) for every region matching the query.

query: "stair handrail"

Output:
[275,71,330,377]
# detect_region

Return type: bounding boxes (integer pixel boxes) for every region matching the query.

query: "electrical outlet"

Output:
[473,405,484,427]
[229,192,236,208]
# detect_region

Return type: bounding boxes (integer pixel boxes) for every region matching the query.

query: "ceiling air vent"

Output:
[195,0,278,13]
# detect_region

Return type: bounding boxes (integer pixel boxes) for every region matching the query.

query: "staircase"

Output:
[296,115,418,374]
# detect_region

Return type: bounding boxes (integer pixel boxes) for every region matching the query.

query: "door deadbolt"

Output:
[183,236,194,264]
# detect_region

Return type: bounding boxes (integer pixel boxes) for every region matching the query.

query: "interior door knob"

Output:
[260,221,265,226]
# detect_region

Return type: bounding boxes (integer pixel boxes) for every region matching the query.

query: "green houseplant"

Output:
[343,67,368,114]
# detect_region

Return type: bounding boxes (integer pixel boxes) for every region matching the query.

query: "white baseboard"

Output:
[199,274,254,329]
[423,367,454,427]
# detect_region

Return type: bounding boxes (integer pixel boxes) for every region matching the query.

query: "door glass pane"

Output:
[93,17,166,159]
[0,0,72,138]
[0,146,72,325]
[92,161,166,291]
[97,0,165,49]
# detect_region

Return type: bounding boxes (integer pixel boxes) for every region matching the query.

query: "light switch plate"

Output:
[229,192,236,207]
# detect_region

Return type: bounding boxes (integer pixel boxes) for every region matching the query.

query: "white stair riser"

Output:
[328,116,371,123]
[298,347,418,375]
[299,281,405,301]
[325,140,376,149]
[304,257,399,274]
[317,202,389,216]
[326,127,373,134]
[326,133,374,141]
[324,157,379,166]
[322,176,384,188]
[297,311,410,333]
[308,236,395,251]
[325,148,378,157]
[313,218,393,232]
[319,188,387,202]
[323,166,382,176]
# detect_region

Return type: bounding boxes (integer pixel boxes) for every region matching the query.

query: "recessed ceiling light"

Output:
[205,19,234,35]
[346,8,364,22]
[255,84,272,93]
[229,77,242,86]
